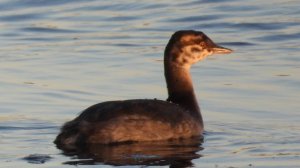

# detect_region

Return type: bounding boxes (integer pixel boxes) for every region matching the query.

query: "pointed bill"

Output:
[212,45,233,54]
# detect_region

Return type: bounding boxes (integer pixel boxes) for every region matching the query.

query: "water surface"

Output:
[1,0,300,167]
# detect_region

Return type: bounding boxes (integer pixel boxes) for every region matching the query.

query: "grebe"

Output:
[54,30,232,150]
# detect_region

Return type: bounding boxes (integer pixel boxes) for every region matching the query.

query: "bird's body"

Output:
[54,30,232,150]
[55,99,202,149]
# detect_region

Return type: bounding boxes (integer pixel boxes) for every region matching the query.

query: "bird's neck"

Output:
[164,60,203,125]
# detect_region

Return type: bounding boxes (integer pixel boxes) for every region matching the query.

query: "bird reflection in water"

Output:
[61,136,203,168]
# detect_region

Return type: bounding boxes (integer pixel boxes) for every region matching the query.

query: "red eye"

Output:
[199,42,205,48]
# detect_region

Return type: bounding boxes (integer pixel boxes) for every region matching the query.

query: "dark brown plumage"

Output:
[54,30,232,150]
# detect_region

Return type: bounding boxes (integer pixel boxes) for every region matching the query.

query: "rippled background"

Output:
[1,0,300,167]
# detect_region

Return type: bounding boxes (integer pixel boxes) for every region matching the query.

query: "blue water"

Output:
[1,0,300,167]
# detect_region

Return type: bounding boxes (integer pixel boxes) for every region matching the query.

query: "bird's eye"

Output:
[199,42,205,48]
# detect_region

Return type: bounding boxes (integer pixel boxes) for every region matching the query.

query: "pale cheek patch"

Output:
[171,46,211,68]
[196,49,211,60]
[185,46,210,63]
[173,54,193,68]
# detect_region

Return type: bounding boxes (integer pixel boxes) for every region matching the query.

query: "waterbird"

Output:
[54,30,232,150]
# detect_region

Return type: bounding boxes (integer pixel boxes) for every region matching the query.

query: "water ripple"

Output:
[219,42,256,46]
[255,32,300,42]
[234,22,291,30]
[0,13,44,22]
[21,27,80,33]
[169,15,222,22]
[216,4,259,12]
[12,0,86,7]
[76,2,167,11]
[0,125,56,131]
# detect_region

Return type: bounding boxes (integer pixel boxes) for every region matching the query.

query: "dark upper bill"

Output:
[211,45,232,54]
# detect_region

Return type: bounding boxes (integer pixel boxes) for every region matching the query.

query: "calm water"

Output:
[1,0,300,167]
